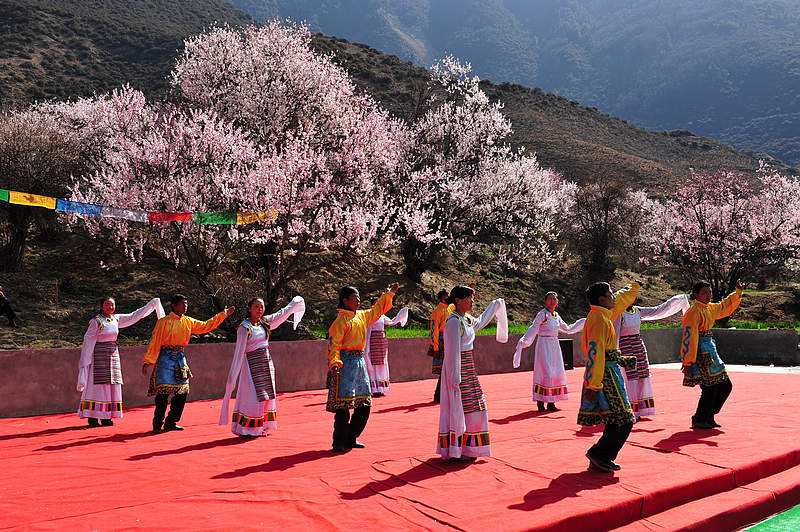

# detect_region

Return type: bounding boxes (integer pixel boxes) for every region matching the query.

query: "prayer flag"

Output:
[193,212,237,225]
[236,209,278,225]
[0,189,8,202]
[9,191,56,210]
[56,198,102,217]
[101,207,148,223]
[148,212,192,223]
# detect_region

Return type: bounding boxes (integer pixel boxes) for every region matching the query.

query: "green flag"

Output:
[0,189,8,202]
[193,211,237,225]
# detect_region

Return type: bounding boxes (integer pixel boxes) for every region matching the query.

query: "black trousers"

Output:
[332,406,370,446]
[153,392,188,429]
[433,376,441,402]
[0,299,15,325]
[590,422,633,462]
[694,379,733,423]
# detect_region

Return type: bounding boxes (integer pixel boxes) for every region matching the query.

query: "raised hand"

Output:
[388,282,400,293]
[736,280,745,291]
[224,307,236,318]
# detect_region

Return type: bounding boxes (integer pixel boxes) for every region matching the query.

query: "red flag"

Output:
[148,211,192,223]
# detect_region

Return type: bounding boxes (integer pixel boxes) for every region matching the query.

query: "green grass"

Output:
[748,503,800,530]
[726,320,800,332]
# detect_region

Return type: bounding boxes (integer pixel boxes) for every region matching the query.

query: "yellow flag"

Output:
[236,209,278,225]
[9,191,57,210]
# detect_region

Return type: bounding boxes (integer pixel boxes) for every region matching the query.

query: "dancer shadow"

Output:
[574,425,603,438]
[127,436,250,461]
[491,410,556,425]
[0,424,93,442]
[340,458,474,500]
[212,449,331,479]
[36,430,155,451]
[375,401,434,414]
[631,427,665,434]
[509,470,620,511]
[653,429,722,453]
[304,402,327,408]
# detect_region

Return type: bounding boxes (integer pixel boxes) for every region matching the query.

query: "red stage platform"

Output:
[2,367,799,531]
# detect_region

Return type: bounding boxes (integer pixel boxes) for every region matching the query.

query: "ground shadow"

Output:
[304,402,327,408]
[339,458,475,500]
[509,470,620,511]
[127,436,250,460]
[0,424,93,442]
[491,410,560,425]
[212,449,332,479]
[36,430,155,451]
[653,429,722,453]
[574,425,604,438]
[375,401,435,414]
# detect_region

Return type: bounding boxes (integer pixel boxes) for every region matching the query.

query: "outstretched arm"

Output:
[639,294,690,321]
[117,298,165,328]
[611,282,641,321]
[474,298,508,343]
[513,310,547,368]
[265,296,306,330]
[77,319,99,392]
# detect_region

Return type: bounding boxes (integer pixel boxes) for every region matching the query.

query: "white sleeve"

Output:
[266,296,306,330]
[384,307,409,327]
[639,294,690,321]
[77,319,99,392]
[117,298,165,328]
[473,298,508,343]
[443,316,462,386]
[558,316,586,335]
[513,310,547,368]
[219,325,248,426]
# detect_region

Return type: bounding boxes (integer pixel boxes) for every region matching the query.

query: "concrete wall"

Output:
[1,329,797,417]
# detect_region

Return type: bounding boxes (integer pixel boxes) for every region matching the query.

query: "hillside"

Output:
[234,0,800,167]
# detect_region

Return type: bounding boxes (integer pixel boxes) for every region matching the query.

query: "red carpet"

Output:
[2,367,799,531]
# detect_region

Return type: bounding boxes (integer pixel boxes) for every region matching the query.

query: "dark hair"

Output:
[99,296,114,305]
[586,282,611,306]
[247,298,264,317]
[170,294,187,306]
[691,281,711,299]
[338,286,359,309]
[436,289,449,301]
[447,285,475,305]
[544,291,558,302]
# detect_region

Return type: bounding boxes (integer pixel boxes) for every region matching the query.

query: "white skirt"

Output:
[437,410,491,459]
[363,351,391,395]
[78,375,123,420]
[532,337,569,403]
[231,362,277,436]
[624,374,656,418]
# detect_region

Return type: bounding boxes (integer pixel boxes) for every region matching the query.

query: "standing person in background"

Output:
[0,286,17,327]
[326,282,400,452]
[614,293,689,420]
[681,281,743,429]
[437,286,508,462]
[363,306,410,397]
[219,296,305,437]
[513,291,585,412]
[579,281,640,473]
[427,289,453,403]
[143,294,234,433]
[77,296,164,427]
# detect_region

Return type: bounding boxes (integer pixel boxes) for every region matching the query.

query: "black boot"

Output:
[100,419,114,427]
[537,401,546,412]
[87,418,100,428]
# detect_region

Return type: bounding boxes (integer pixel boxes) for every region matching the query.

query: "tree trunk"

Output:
[401,237,435,283]
[0,211,30,272]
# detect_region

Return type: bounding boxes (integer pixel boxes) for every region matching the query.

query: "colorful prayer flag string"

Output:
[0,188,278,226]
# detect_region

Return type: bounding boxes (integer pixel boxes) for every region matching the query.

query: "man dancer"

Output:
[143,294,234,432]
[427,289,453,403]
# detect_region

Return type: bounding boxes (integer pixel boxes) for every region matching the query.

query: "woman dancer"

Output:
[513,292,585,412]
[364,306,410,397]
[77,296,164,426]
[219,296,305,437]
[615,293,689,420]
[437,286,507,461]
[327,282,399,452]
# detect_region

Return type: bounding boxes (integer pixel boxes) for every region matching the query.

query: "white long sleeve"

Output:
[443,316,463,386]
[116,298,165,328]
[558,316,586,335]
[219,325,248,425]
[513,310,548,368]
[265,296,306,331]
[384,307,409,327]
[473,298,508,342]
[639,294,690,321]
[77,319,99,392]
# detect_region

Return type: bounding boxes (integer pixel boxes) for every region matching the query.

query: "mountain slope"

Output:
[234,0,800,166]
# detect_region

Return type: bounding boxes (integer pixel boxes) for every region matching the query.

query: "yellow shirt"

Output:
[143,311,227,364]
[429,302,455,351]
[326,292,394,368]
[680,289,742,366]
[581,282,640,390]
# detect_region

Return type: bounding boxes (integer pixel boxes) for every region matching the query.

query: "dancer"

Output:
[681,281,743,429]
[77,296,164,426]
[219,296,305,437]
[428,289,453,403]
[437,286,508,461]
[615,293,689,420]
[364,306,410,397]
[579,281,640,473]
[0,286,17,327]
[513,292,585,412]
[142,294,234,433]
[327,282,399,452]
